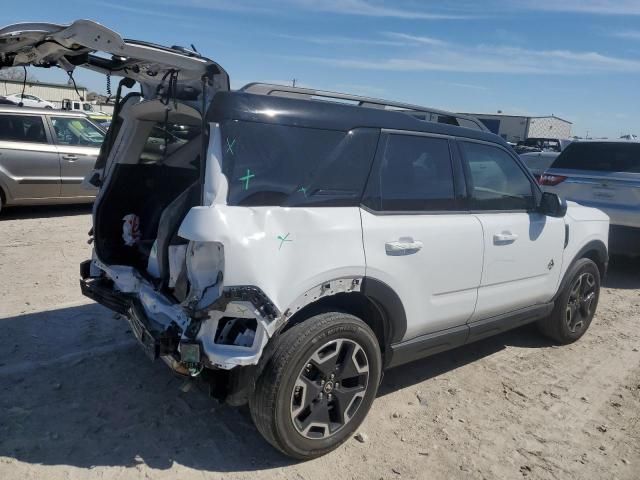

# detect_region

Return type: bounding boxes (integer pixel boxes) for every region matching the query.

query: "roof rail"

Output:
[240,83,488,132]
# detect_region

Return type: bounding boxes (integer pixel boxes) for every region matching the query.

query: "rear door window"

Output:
[460,141,535,210]
[364,133,457,211]
[552,142,640,173]
[51,117,105,147]
[0,114,48,143]
[139,123,201,163]
[220,120,378,207]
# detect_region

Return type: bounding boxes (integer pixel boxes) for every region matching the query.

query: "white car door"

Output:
[361,132,483,342]
[457,140,565,321]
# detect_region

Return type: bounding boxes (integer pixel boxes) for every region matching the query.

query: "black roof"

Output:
[209,91,508,147]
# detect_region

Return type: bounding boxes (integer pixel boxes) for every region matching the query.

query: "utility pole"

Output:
[292,78,297,87]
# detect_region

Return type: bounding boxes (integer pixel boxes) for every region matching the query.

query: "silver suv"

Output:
[541,140,640,255]
[0,106,104,214]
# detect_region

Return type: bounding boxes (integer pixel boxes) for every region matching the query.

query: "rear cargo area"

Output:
[93,99,204,284]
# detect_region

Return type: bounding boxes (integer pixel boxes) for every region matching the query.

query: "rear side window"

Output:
[460,141,535,210]
[139,122,201,164]
[552,142,640,173]
[51,117,105,147]
[0,114,47,143]
[364,134,457,212]
[221,120,378,207]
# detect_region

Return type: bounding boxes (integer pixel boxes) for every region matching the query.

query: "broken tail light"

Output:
[539,174,567,186]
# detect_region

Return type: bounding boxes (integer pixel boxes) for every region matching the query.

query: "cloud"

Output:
[611,30,640,40]
[284,0,474,19]
[450,83,489,91]
[285,42,640,75]
[163,0,475,19]
[275,34,409,47]
[519,0,640,15]
[383,32,448,46]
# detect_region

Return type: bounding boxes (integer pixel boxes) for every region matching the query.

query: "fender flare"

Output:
[360,277,407,346]
[555,239,608,301]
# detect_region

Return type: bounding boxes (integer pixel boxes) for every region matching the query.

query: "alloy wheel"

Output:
[565,272,597,333]
[290,338,369,439]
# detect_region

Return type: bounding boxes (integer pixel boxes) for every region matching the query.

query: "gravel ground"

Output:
[1,205,639,480]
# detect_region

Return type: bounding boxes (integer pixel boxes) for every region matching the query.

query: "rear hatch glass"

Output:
[547,142,640,223]
[552,142,640,173]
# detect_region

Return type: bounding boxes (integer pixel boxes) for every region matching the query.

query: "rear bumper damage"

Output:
[80,258,281,378]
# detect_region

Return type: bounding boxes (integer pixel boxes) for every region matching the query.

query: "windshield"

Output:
[51,116,105,147]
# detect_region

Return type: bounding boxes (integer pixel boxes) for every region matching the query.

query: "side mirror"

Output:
[539,192,567,217]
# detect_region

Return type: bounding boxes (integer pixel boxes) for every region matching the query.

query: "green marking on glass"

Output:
[297,186,307,197]
[238,168,255,190]
[226,137,236,155]
[277,232,292,250]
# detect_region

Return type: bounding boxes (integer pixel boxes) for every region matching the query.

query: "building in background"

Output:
[0,79,88,108]
[458,112,572,143]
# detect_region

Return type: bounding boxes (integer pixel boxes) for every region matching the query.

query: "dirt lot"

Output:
[1,205,639,480]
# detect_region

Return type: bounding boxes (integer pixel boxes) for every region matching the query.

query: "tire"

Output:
[538,258,600,344]
[249,312,382,459]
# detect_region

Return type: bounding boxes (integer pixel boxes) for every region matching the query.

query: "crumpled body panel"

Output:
[178,204,366,313]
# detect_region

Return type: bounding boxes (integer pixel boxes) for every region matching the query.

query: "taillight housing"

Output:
[539,173,567,186]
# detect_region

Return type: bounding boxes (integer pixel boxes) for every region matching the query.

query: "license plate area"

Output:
[127,308,159,360]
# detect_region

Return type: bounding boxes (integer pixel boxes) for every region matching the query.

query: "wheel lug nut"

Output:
[330,373,335,380]
[306,363,312,369]
[335,382,339,388]
[327,394,332,400]
[321,380,325,386]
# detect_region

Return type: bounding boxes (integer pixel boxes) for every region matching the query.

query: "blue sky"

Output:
[5,0,640,137]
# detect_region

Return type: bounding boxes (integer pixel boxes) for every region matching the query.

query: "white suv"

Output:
[1,20,610,459]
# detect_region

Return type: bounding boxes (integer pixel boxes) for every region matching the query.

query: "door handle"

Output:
[493,231,518,244]
[385,237,423,256]
[62,154,78,162]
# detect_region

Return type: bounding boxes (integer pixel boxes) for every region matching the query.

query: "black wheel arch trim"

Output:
[555,239,607,302]
[360,277,407,347]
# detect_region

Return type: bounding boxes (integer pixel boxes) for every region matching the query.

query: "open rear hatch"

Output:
[0,20,229,94]
[0,20,229,290]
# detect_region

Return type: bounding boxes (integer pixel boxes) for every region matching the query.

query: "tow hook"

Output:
[180,341,203,377]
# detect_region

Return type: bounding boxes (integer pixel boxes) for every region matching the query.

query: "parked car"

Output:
[518,137,572,180]
[1,20,610,459]
[0,106,105,213]
[5,93,55,109]
[0,95,18,105]
[540,140,640,256]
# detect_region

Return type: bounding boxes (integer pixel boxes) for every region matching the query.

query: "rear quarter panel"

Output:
[178,205,366,313]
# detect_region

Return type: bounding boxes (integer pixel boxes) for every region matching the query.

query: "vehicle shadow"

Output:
[0,303,293,473]
[0,203,92,220]
[603,255,640,290]
[0,259,632,473]
[0,303,552,473]
[379,323,551,397]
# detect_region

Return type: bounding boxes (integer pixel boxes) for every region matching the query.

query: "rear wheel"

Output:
[249,312,381,459]
[538,258,600,344]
